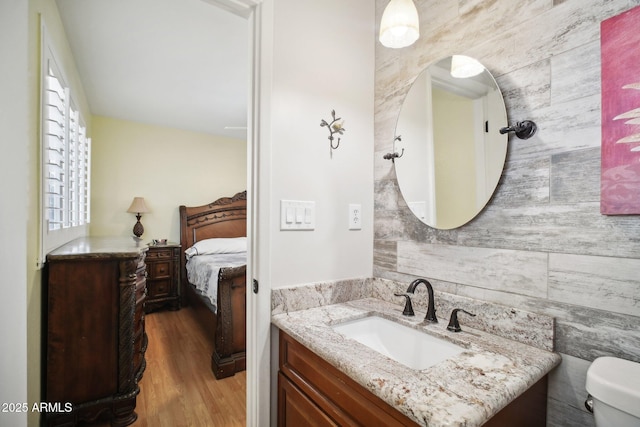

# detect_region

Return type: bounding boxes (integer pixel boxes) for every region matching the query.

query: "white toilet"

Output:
[585,356,640,427]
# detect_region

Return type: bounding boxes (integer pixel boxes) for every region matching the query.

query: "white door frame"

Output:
[246,2,274,426]
[204,0,271,425]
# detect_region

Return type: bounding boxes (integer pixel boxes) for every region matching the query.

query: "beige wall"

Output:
[90,116,247,243]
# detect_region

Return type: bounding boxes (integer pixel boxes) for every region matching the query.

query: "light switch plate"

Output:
[281,200,315,230]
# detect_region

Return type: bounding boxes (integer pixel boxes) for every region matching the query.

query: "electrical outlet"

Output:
[348,204,362,230]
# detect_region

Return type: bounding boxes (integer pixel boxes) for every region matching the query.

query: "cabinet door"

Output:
[278,372,338,427]
[279,332,417,427]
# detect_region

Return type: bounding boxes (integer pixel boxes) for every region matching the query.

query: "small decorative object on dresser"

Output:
[145,242,181,313]
[44,237,148,427]
[127,197,150,238]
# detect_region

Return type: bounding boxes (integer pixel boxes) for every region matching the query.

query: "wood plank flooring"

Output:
[99,307,246,426]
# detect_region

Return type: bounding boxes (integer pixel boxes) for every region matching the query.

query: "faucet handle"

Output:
[394,293,415,317]
[447,308,476,332]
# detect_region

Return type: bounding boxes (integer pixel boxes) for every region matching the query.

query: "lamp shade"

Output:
[127,197,150,214]
[450,55,485,78]
[379,0,420,49]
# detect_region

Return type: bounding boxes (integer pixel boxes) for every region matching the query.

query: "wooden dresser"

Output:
[144,242,180,313]
[44,237,148,427]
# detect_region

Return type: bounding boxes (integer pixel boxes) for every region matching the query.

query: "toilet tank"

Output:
[586,356,640,426]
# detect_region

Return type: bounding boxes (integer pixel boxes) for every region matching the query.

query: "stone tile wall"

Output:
[374,0,640,425]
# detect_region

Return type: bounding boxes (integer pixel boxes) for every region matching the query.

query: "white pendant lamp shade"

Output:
[450,55,485,78]
[379,0,420,49]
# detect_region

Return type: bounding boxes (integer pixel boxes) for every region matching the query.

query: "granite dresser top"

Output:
[271,278,561,427]
[46,236,148,260]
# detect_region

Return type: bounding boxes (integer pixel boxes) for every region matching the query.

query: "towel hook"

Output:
[320,109,346,154]
[383,135,405,162]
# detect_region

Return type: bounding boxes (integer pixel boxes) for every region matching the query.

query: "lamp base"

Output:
[132,214,144,238]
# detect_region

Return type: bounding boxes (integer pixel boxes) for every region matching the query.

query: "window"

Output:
[40,23,91,264]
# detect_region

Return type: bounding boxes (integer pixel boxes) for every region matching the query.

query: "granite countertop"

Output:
[272,295,561,427]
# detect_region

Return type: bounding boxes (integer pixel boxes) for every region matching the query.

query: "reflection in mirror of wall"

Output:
[393,56,508,230]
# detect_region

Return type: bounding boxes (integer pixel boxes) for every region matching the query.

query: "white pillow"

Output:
[185,237,247,259]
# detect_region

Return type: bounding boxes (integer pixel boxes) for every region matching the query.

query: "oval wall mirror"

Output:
[394,55,508,229]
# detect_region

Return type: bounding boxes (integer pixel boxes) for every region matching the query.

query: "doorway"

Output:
[53,0,262,423]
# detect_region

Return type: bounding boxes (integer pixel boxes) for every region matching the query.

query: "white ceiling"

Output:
[55,0,248,139]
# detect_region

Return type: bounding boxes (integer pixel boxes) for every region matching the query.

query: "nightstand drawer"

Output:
[148,278,172,298]
[146,248,173,259]
[150,260,171,278]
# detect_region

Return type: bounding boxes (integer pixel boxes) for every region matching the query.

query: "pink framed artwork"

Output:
[600,5,640,215]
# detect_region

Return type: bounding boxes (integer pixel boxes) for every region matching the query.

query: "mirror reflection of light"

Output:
[450,55,485,78]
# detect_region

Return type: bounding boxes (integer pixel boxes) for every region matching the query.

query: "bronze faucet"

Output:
[406,278,438,323]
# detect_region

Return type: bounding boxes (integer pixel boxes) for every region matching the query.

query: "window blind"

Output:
[43,66,67,231]
[40,22,92,265]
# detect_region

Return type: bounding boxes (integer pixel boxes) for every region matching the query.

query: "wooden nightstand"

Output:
[145,242,181,313]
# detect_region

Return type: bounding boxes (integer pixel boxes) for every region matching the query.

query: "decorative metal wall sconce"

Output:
[499,120,538,140]
[320,110,346,155]
[383,135,405,162]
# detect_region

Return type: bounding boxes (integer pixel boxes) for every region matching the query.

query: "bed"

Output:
[179,190,247,379]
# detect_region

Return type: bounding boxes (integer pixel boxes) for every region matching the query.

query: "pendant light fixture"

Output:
[379,0,420,49]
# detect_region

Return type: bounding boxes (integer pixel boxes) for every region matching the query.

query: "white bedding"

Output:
[186,252,246,312]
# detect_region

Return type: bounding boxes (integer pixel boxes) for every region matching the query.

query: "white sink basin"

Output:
[332,315,465,370]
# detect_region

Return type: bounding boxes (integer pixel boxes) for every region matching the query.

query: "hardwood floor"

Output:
[99,307,246,426]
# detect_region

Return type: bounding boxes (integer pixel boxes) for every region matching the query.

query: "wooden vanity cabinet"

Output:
[278,331,418,427]
[278,331,549,427]
[482,376,548,427]
[44,237,148,427]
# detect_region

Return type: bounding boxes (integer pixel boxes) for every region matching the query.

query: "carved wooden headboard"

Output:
[179,190,247,290]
